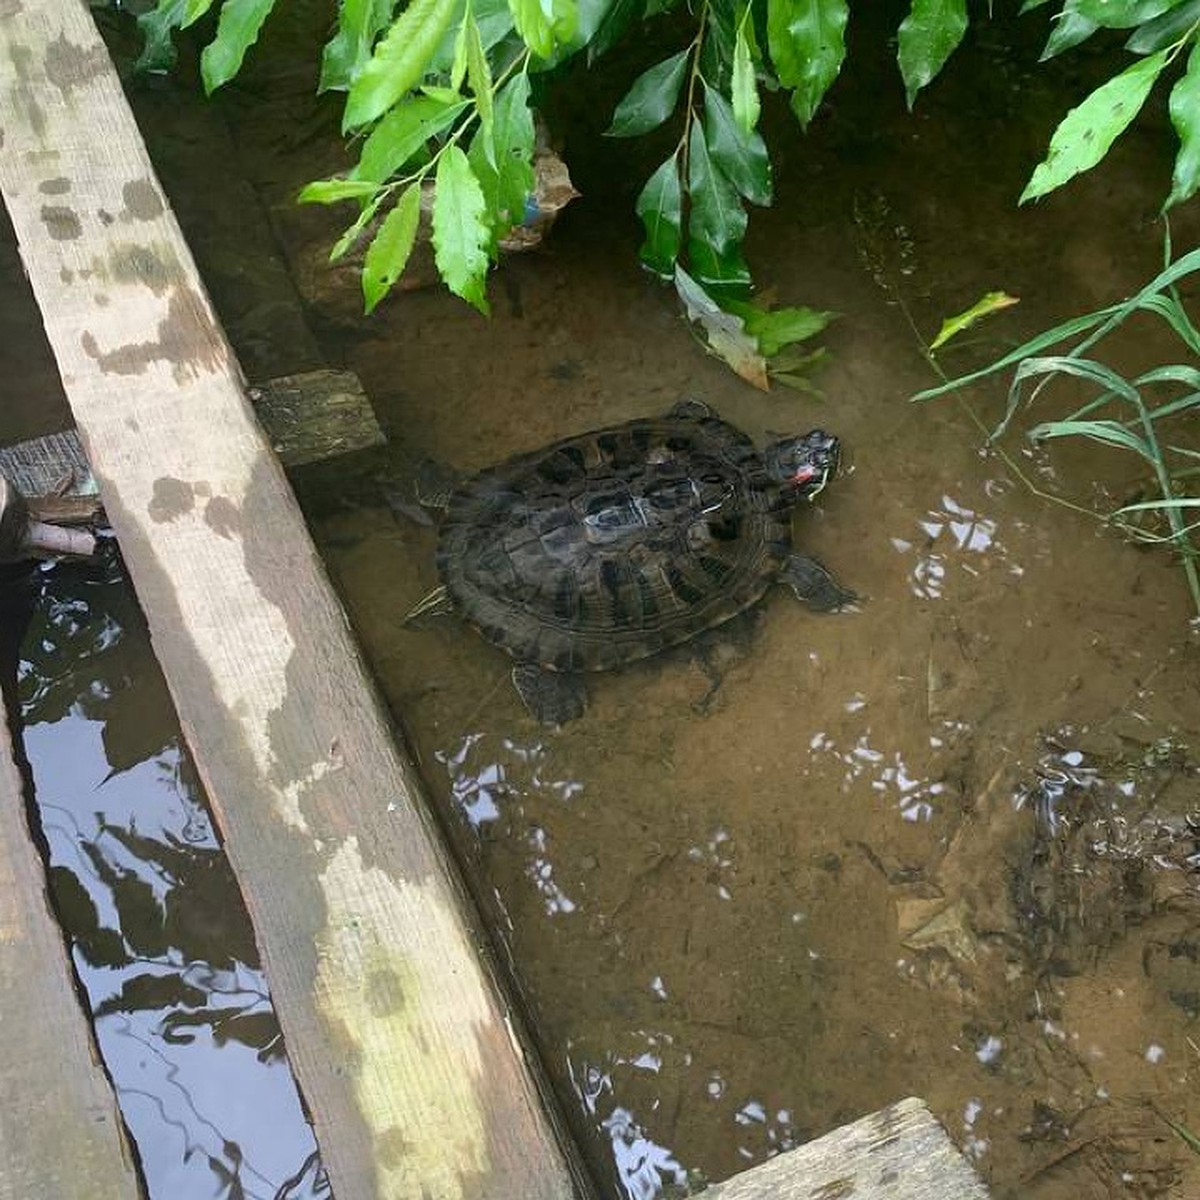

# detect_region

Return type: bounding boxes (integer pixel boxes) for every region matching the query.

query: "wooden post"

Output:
[0,682,141,1199]
[0,5,585,1199]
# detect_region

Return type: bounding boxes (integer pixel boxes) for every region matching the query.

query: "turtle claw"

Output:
[782,554,858,613]
[404,584,455,626]
[512,664,587,726]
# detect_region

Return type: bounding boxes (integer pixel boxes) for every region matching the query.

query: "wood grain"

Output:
[708,1098,991,1200]
[0,6,585,1199]
[0,689,140,1199]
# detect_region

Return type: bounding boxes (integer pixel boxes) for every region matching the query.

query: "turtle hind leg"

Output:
[781,554,858,613]
[512,664,587,726]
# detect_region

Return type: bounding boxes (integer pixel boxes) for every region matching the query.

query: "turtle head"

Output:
[763,430,840,498]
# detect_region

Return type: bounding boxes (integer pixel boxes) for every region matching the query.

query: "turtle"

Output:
[403,399,853,724]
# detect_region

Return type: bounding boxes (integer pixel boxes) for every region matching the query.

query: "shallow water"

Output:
[4,3,1200,1198]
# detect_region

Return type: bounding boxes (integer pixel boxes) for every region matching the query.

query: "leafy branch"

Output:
[134,0,1200,382]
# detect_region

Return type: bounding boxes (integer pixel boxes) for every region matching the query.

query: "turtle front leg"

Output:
[781,554,858,612]
[511,664,587,726]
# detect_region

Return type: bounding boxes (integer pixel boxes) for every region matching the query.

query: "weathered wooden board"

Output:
[0,6,585,1200]
[0,369,382,503]
[0,689,141,1199]
[708,1098,990,1200]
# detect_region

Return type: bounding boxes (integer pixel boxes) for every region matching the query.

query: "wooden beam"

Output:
[0,6,586,1200]
[707,1098,990,1200]
[0,369,383,504]
[0,684,141,1199]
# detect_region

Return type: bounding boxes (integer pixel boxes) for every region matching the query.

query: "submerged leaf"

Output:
[344,0,459,129]
[136,0,189,72]
[675,265,769,389]
[738,304,834,356]
[432,144,492,313]
[765,0,848,128]
[1022,49,1169,202]
[929,291,1020,351]
[607,50,689,137]
[1167,43,1200,209]
[363,185,423,312]
[201,0,277,93]
[635,154,683,276]
[897,0,969,109]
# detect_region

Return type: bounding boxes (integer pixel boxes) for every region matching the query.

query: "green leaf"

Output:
[897,0,969,109]
[606,50,689,137]
[297,178,381,204]
[465,7,494,134]
[468,72,536,242]
[451,6,470,90]
[929,290,1020,351]
[1030,418,1154,461]
[588,0,643,61]
[635,154,682,276]
[1127,0,1200,51]
[136,0,189,72]
[432,144,492,313]
[363,185,423,313]
[731,19,760,133]
[1021,49,1169,202]
[688,116,748,256]
[200,0,277,93]
[353,96,469,184]
[509,0,575,57]
[344,0,459,129]
[320,0,394,92]
[1040,9,1099,60]
[702,84,772,205]
[688,238,753,295]
[1167,42,1200,209]
[183,0,217,26]
[764,0,848,128]
[1074,0,1185,28]
[330,193,385,261]
[741,304,834,356]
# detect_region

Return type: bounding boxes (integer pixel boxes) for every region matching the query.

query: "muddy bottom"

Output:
[6,3,1200,1198]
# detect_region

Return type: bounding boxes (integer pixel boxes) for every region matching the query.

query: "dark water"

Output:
[3,3,1200,1199]
[2,554,325,1199]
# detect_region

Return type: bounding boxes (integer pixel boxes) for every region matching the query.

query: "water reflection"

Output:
[891,491,1025,600]
[438,732,582,915]
[8,555,323,1200]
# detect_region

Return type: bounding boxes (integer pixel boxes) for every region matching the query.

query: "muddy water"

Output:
[4,3,1200,1198]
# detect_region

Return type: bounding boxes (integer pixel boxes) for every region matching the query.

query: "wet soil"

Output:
[3,3,1200,1198]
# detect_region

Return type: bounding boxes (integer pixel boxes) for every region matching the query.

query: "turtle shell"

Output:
[436,411,793,672]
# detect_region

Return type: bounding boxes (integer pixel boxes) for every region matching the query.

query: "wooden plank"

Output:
[707,1098,990,1200]
[0,682,141,1198]
[0,369,383,502]
[0,7,586,1200]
